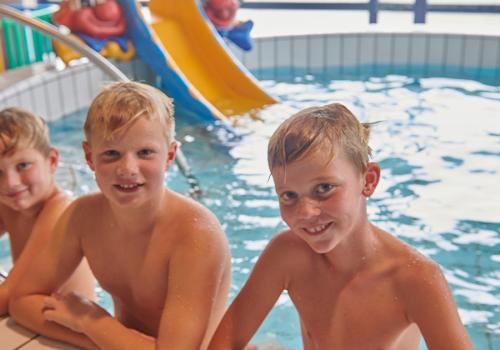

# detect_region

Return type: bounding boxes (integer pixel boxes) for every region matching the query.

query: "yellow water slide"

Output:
[146,0,276,118]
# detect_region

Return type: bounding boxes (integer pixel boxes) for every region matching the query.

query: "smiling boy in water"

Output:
[0,107,95,315]
[208,103,472,350]
[10,82,231,350]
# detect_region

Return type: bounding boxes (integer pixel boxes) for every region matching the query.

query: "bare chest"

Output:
[81,231,170,331]
[289,272,415,350]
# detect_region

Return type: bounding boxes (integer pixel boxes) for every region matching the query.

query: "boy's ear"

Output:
[362,162,380,197]
[82,141,95,171]
[47,148,59,173]
[165,141,178,170]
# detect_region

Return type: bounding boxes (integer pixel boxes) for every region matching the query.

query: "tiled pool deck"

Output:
[0,316,80,350]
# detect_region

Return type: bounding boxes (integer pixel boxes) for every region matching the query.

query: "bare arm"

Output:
[155,219,230,350]
[0,195,70,315]
[44,296,155,350]
[402,260,473,350]
[208,233,291,350]
[8,200,97,349]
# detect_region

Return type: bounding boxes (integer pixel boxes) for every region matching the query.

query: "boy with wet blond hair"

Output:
[0,107,95,315]
[83,80,174,140]
[10,82,231,350]
[209,103,472,350]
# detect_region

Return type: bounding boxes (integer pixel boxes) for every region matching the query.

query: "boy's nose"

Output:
[116,154,138,177]
[297,198,321,220]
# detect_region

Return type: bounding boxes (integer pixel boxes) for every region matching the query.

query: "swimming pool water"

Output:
[1,74,498,349]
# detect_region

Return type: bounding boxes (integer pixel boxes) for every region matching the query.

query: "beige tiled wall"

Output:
[236,32,499,78]
[1,32,498,123]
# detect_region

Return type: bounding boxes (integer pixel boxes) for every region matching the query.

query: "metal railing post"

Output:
[368,0,378,24]
[414,0,427,23]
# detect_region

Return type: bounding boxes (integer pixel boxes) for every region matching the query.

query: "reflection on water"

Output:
[0,75,497,349]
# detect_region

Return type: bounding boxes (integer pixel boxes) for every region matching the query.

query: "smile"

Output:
[114,183,144,192]
[6,188,28,198]
[303,222,332,235]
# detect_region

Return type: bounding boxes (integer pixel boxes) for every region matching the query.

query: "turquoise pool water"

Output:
[1,74,498,349]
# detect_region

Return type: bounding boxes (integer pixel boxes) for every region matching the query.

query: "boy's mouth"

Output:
[303,222,332,236]
[6,188,28,198]
[114,183,144,192]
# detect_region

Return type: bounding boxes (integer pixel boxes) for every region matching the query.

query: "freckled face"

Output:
[83,118,176,208]
[0,147,57,212]
[272,150,368,254]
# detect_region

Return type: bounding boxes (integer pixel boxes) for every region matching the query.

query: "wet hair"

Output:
[84,81,175,143]
[268,103,372,173]
[0,107,51,156]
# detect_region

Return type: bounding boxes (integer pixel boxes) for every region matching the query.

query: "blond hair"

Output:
[0,107,51,156]
[84,81,175,143]
[268,103,372,173]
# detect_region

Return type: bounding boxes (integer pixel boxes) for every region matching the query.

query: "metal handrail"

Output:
[0,4,202,197]
[0,4,128,80]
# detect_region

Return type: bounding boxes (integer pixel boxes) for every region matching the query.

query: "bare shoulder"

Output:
[381,232,442,284]
[374,228,441,279]
[68,192,107,213]
[167,191,221,226]
[46,187,71,204]
[267,230,312,255]
[161,190,227,248]
[395,246,446,297]
[54,192,109,230]
[262,230,321,271]
[37,188,72,217]
[376,228,449,310]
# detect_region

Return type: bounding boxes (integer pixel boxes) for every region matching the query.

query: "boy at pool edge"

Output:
[0,107,96,315]
[208,103,473,350]
[9,82,231,350]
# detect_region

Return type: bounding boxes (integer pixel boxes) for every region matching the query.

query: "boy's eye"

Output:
[280,191,297,202]
[138,149,155,157]
[315,183,335,196]
[16,162,31,171]
[102,150,120,158]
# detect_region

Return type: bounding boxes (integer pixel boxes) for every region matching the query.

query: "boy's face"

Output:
[271,149,379,254]
[83,117,177,208]
[0,146,58,212]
